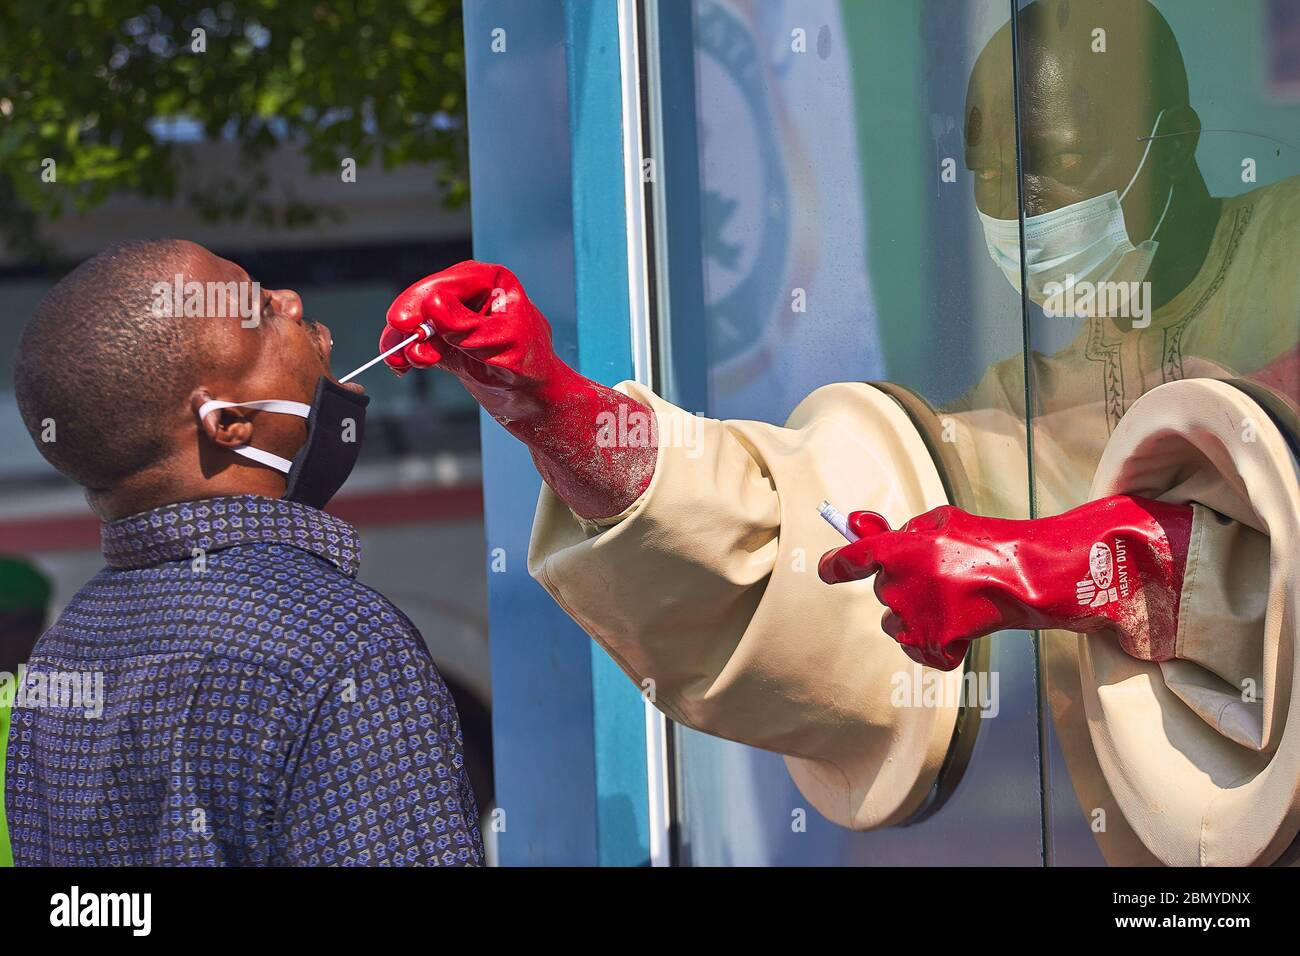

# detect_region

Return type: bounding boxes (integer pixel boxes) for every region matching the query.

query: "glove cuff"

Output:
[1028,495,1193,658]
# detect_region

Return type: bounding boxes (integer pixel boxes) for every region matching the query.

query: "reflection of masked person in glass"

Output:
[951,0,1299,520]
[379,0,1299,861]
[930,0,1300,865]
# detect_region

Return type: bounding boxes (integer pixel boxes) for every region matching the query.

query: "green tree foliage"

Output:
[0,0,468,262]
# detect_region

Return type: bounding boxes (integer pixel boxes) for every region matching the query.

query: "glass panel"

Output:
[651,0,1043,864]
[1016,0,1300,863]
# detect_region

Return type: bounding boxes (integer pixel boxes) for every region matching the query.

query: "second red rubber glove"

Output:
[818,496,1194,670]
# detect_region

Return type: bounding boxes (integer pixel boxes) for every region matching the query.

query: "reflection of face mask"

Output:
[198,377,370,509]
[979,109,1173,312]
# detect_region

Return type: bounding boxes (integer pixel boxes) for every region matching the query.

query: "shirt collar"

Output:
[102,495,361,577]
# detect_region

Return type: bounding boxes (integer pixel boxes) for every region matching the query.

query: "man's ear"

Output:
[191,389,253,449]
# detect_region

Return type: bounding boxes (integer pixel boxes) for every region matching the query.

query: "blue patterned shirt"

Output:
[6,495,483,866]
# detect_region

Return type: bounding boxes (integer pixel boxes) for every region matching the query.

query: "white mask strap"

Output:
[1149,185,1174,242]
[1120,108,1166,202]
[196,398,312,475]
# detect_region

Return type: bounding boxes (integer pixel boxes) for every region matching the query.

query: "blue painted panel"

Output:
[465,0,651,866]
[563,0,651,868]
[464,0,597,866]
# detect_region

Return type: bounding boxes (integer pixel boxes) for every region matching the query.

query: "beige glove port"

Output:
[529,381,982,830]
[1082,378,1300,866]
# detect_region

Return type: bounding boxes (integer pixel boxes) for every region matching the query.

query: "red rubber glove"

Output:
[383,261,656,519]
[818,495,1193,670]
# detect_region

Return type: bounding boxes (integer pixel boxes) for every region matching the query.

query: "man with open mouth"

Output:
[6,238,483,866]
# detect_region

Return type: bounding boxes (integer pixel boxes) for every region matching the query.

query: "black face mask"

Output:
[197,377,370,509]
[283,377,371,508]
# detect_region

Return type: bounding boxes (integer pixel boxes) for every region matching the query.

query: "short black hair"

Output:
[14,239,205,492]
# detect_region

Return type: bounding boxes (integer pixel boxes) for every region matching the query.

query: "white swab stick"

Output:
[818,500,860,543]
[338,324,431,383]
